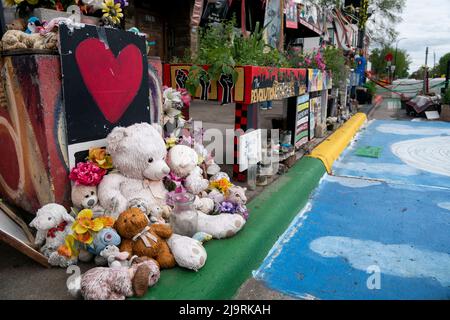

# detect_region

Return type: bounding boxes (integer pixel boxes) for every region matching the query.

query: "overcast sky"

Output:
[396,0,450,73]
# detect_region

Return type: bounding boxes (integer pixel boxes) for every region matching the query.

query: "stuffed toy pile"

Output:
[29,98,250,299]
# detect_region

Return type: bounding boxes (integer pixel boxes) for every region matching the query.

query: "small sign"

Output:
[239,129,262,172]
[59,24,150,169]
[295,94,310,148]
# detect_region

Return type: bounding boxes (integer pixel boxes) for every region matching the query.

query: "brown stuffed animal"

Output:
[114,208,176,269]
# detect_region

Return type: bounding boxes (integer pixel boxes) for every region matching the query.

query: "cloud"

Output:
[395,0,450,72]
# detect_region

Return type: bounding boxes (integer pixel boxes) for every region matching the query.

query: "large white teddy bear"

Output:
[167,145,246,239]
[98,123,206,271]
[98,123,171,218]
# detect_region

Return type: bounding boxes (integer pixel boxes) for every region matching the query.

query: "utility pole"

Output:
[424,47,429,95]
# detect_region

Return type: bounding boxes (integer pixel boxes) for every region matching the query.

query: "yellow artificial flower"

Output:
[26,0,39,5]
[165,136,177,149]
[58,234,79,258]
[4,0,22,6]
[88,147,113,170]
[209,178,233,194]
[74,231,94,245]
[72,209,104,234]
[102,0,124,25]
[97,215,115,228]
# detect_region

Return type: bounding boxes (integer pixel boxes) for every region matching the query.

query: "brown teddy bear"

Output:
[114,208,176,269]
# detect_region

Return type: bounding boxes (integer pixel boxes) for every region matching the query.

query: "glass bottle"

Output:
[170,192,198,237]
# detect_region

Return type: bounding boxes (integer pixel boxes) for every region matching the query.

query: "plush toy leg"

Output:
[167,234,207,271]
[156,240,177,269]
[197,212,246,239]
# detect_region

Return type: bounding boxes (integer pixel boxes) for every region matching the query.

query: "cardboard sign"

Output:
[200,0,230,26]
[285,1,298,29]
[248,67,307,104]
[59,24,150,169]
[239,129,262,172]
[295,94,310,148]
[308,68,323,92]
[309,96,321,140]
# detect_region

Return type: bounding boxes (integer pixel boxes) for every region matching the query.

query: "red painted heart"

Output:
[75,38,143,123]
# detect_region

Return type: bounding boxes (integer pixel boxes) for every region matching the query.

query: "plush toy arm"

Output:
[98,173,128,217]
[34,230,46,246]
[119,239,134,257]
[151,223,173,239]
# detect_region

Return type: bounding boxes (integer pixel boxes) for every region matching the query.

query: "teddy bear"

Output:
[167,145,246,239]
[98,123,172,219]
[99,245,134,268]
[114,208,177,269]
[1,30,58,51]
[70,257,160,300]
[29,203,77,267]
[71,184,105,217]
[97,123,207,270]
[167,144,214,213]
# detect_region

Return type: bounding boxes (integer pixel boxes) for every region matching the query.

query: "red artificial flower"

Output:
[69,161,107,186]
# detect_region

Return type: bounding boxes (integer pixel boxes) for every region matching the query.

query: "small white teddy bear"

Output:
[71,184,105,217]
[99,245,133,268]
[29,203,77,267]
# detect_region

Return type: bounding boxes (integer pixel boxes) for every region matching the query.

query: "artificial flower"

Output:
[178,88,191,108]
[114,0,129,7]
[69,161,106,186]
[26,0,38,5]
[165,135,178,149]
[88,147,113,170]
[58,234,79,258]
[72,209,104,235]
[163,88,183,111]
[4,0,21,6]
[102,0,123,25]
[218,201,235,213]
[96,215,115,228]
[209,178,233,195]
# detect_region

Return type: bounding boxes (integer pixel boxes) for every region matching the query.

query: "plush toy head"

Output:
[226,185,248,205]
[90,228,121,255]
[30,203,74,230]
[107,123,170,181]
[114,207,149,240]
[71,184,99,209]
[167,145,199,178]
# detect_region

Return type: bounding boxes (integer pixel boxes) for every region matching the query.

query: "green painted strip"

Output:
[137,157,326,300]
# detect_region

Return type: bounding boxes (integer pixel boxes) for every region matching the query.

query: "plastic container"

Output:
[169,192,198,237]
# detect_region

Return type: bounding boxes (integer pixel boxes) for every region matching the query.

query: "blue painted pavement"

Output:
[255,119,450,299]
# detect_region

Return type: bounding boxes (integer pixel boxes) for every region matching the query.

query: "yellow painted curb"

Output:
[308,112,367,173]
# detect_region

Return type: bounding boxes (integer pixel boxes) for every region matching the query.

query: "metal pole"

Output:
[424,47,429,94]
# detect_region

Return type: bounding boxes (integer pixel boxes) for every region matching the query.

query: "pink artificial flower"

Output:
[69,162,106,186]
[177,88,191,108]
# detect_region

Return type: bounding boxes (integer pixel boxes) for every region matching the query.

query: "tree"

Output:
[369,46,411,79]
[434,53,450,78]
[409,66,426,80]
[315,0,406,46]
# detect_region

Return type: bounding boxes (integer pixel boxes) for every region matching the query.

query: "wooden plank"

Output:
[0,206,50,268]
[0,199,35,244]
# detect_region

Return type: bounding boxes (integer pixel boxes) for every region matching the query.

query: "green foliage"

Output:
[363,81,377,95]
[370,45,411,79]
[442,88,450,105]
[185,18,291,95]
[435,53,450,78]
[322,46,347,85]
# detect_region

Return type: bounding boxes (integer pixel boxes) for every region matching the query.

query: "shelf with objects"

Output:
[163,63,333,188]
